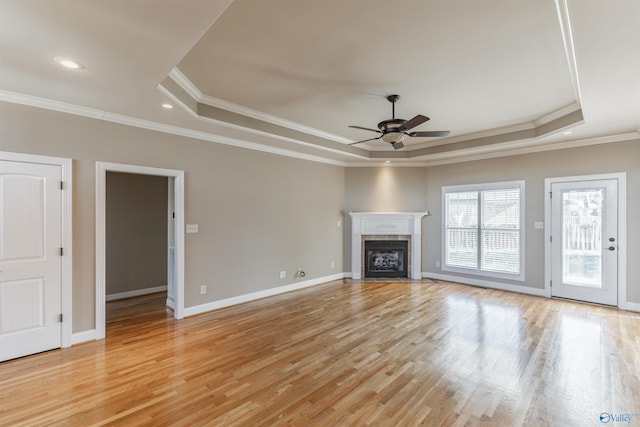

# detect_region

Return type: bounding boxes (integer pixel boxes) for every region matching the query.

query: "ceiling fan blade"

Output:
[349,125,382,133]
[399,115,429,131]
[408,130,451,138]
[348,136,382,146]
[392,141,405,150]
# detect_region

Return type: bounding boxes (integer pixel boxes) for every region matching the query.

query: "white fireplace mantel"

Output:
[349,211,429,280]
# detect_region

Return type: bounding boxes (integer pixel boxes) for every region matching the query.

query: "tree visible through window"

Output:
[443,181,524,280]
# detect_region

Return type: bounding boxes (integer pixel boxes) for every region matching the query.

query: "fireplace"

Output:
[349,212,429,280]
[364,240,408,278]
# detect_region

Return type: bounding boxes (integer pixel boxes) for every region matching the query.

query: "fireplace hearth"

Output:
[364,240,408,278]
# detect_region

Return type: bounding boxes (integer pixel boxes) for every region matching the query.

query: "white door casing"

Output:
[167,177,176,310]
[96,162,184,340]
[0,156,71,361]
[545,174,627,308]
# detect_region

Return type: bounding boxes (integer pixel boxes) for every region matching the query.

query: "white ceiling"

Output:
[1,0,638,165]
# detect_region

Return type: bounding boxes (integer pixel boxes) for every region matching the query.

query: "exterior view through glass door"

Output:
[551,179,618,306]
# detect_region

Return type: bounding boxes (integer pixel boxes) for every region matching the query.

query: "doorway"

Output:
[96,162,184,340]
[105,172,169,318]
[545,173,627,307]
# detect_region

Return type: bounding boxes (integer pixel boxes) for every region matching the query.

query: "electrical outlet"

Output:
[200,285,206,295]
[435,261,441,267]
[280,271,286,279]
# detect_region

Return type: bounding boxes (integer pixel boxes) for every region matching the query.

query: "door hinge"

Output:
[549,191,552,199]
[60,181,64,190]
[550,236,553,243]
[60,247,64,256]
[550,280,553,287]
[59,313,63,322]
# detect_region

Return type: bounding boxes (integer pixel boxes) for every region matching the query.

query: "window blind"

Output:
[443,183,523,278]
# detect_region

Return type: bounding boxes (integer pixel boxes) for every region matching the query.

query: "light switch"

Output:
[186,224,199,233]
[534,222,544,230]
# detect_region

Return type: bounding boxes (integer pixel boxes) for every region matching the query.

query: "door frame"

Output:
[96,162,185,340]
[0,150,73,348]
[544,173,627,309]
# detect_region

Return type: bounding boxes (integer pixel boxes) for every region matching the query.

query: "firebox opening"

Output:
[364,240,409,278]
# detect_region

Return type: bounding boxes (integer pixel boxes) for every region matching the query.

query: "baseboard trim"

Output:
[423,272,546,297]
[184,273,345,317]
[625,301,640,312]
[72,329,97,345]
[106,285,167,302]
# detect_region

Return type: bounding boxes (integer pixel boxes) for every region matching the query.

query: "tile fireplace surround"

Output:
[349,212,429,280]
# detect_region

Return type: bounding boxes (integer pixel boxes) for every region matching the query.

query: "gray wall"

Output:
[1,99,638,337]
[345,140,640,302]
[344,167,429,212]
[0,101,345,332]
[106,172,168,296]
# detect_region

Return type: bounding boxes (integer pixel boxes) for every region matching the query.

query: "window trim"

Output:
[442,180,525,281]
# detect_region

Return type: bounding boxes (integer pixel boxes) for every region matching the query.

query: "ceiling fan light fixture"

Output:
[381,130,405,143]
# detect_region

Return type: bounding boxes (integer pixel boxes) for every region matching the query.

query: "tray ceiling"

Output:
[1,0,638,165]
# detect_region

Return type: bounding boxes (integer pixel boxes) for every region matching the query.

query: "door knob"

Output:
[607,246,616,251]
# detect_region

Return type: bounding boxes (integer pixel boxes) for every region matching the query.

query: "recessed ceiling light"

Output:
[563,130,573,135]
[53,56,84,70]
[385,160,391,164]
[161,103,174,109]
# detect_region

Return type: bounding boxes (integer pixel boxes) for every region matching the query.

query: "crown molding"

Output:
[168,67,585,160]
[409,121,536,150]
[4,90,634,169]
[156,83,198,119]
[416,132,639,167]
[0,90,348,167]
[168,67,353,145]
[194,113,367,160]
[408,102,582,152]
[555,0,583,103]
[346,132,639,167]
[533,102,581,127]
[0,90,105,120]
[167,68,203,102]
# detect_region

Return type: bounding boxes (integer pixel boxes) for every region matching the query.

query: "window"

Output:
[443,181,524,280]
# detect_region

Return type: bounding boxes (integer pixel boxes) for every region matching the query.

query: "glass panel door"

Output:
[551,179,617,306]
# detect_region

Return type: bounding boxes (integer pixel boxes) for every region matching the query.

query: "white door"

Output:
[0,160,62,361]
[551,179,618,306]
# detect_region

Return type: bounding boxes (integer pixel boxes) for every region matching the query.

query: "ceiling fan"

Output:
[348,95,450,150]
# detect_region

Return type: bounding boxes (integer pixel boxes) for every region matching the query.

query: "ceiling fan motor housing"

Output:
[378,118,405,131]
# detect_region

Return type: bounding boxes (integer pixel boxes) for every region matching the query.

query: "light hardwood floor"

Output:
[1,280,639,426]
